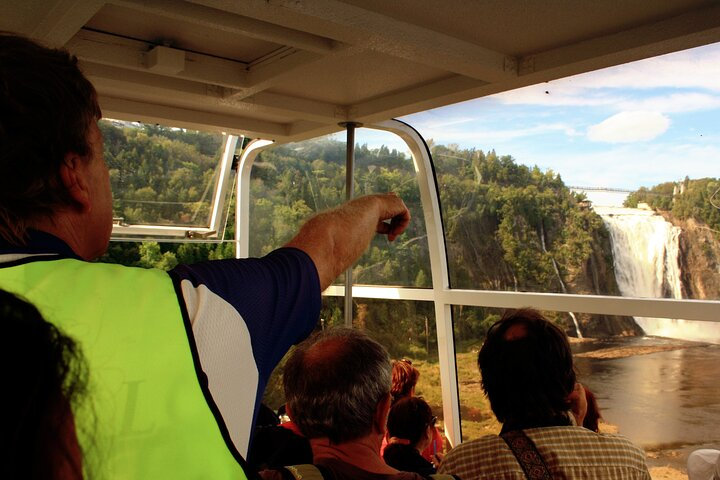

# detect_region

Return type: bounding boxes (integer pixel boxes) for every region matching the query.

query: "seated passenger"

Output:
[384,397,438,476]
[567,381,603,433]
[385,359,445,462]
[582,386,602,432]
[260,328,429,480]
[0,289,87,479]
[439,308,651,480]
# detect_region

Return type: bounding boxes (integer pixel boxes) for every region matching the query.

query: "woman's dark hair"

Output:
[0,289,89,479]
[386,397,434,447]
[583,387,602,432]
[391,358,420,403]
[0,32,101,244]
[479,308,576,428]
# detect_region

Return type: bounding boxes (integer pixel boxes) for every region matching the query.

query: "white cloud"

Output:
[618,92,720,113]
[587,111,670,143]
[566,43,720,92]
[523,143,720,190]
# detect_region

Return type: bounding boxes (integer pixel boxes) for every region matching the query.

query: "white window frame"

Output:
[110,134,240,240]
[234,119,720,448]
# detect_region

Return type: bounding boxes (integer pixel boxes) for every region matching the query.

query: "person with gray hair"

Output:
[262,328,430,480]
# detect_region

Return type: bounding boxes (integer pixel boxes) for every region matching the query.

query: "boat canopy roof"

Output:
[3,0,720,142]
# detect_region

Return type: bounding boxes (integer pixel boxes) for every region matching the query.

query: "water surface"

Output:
[574,337,720,468]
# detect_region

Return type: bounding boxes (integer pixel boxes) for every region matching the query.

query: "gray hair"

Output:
[283,327,391,444]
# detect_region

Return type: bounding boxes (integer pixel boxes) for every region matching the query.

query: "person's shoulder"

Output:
[592,430,647,455]
[529,426,648,461]
[446,434,504,456]
[169,246,314,277]
[440,435,505,468]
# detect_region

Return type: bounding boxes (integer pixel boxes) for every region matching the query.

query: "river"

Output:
[573,336,720,472]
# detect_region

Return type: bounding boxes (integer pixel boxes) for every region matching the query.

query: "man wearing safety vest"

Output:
[0,33,410,479]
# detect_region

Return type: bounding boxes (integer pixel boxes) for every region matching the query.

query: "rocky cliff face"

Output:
[672,216,720,300]
[446,210,644,338]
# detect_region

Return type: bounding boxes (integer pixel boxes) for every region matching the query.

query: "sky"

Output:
[346,41,720,203]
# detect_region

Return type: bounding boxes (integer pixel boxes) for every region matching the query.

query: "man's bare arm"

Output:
[284,194,411,290]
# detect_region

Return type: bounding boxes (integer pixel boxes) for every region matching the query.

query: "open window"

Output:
[104,119,242,241]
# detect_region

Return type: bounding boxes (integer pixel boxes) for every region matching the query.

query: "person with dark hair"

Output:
[0,289,87,479]
[571,384,602,433]
[261,328,428,480]
[439,308,651,480]
[0,32,410,479]
[583,387,603,432]
[383,397,438,476]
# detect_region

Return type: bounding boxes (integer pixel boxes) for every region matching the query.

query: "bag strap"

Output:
[282,464,328,480]
[500,430,553,480]
[428,474,461,480]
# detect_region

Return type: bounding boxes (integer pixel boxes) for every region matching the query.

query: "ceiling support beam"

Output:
[100,96,289,138]
[238,92,347,122]
[83,62,346,123]
[69,29,250,89]
[109,0,341,54]
[520,3,720,82]
[351,75,488,123]
[191,0,516,82]
[71,29,331,97]
[29,0,105,46]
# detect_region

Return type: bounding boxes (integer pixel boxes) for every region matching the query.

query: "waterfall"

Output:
[596,206,720,344]
[568,311,583,339]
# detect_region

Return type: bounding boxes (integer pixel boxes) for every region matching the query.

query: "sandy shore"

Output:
[572,337,705,360]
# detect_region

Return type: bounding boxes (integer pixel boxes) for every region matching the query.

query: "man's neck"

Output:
[31,216,97,260]
[311,435,397,475]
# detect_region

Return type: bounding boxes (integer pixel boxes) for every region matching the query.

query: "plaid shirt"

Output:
[438,426,651,480]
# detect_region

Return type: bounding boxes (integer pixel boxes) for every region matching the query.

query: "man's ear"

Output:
[373,393,392,434]
[59,152,90,212]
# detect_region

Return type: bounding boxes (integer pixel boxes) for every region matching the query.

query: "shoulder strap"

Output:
[500,430,553,480]
[428,474,461,480]
[282,464,328,480]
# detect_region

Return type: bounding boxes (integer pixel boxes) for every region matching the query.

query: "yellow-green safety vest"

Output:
[0,257,250,479]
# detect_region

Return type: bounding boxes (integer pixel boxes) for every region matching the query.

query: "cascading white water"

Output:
[596,206,720,344]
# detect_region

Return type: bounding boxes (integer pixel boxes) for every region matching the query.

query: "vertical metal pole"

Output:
[339,122,360,327]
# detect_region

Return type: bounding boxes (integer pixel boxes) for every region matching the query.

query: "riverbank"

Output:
[418,336,716,480]
[575,336,718,480]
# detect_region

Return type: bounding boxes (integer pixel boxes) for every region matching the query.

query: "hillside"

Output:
[100,122,642,347]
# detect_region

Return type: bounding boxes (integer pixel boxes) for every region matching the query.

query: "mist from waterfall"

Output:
[596,206,720,344]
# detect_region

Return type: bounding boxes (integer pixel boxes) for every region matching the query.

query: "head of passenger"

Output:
[479,308,576,430]
[283,327,392,444]
[391,358,419,404]
[0,289,88,479]
[386,396,434,451]
[0,33,111,258]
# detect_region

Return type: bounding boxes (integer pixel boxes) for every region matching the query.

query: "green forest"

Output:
[625,177,720,232]
[98,120,719,359]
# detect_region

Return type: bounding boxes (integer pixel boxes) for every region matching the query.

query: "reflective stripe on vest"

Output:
[0,258,249,480]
